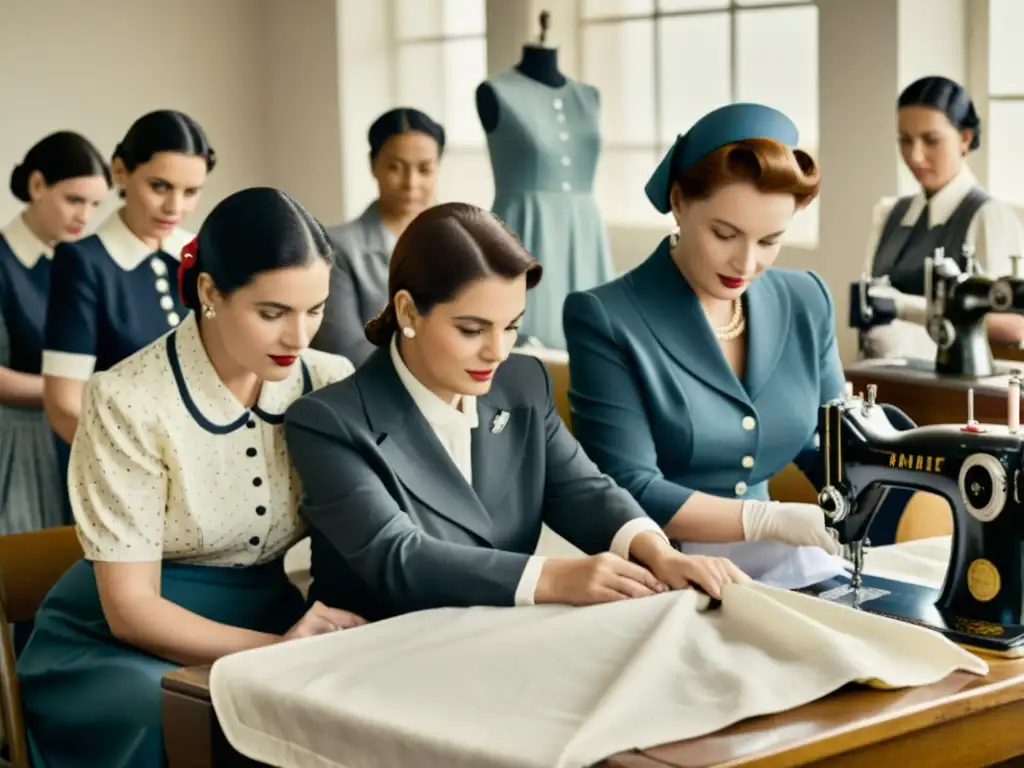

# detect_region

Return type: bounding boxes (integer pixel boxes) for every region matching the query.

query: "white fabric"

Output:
[388,334,662,606]
[861,166,1024,360]
[1,213,53,267]
[214,535,985,768]
[95,209,194,270]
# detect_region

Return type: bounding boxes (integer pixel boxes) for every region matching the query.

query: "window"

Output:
[580,0,819,246]
[391,0,492,207]
[988,0,1024,207]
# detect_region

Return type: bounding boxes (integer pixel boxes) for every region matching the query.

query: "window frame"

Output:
[980,0,1024,206]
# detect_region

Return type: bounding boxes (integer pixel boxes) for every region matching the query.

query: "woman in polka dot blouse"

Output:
[19,187,365,768]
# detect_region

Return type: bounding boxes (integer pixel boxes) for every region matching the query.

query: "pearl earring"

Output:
[202,305,216,319]
[402,326,415,339]
[670,231,680,248]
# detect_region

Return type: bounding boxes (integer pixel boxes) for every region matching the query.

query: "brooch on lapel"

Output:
[490,410,510,434]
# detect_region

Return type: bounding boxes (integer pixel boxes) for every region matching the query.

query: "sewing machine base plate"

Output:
[798,573,1024,658]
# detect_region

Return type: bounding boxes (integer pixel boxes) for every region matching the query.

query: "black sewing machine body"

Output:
[808,389,1024,656]
[850,248,1024,379]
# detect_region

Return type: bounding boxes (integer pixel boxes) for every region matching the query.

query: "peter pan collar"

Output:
[96,209,195,271]
[167,313,312,434]
[1,214,54,268]
[389,335,478,431]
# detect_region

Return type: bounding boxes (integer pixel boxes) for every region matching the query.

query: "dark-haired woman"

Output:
[42,110,216,452]
[18,187,363,767]
[0,131,109,534]
[286,201,748,622]
[862,75,1024,360]
[563,103,846,590]
[312,107,445,365]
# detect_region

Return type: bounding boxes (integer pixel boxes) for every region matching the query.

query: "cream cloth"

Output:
[212,536,984,768]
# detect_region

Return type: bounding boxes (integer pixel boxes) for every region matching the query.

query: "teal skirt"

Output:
[18,557,305,768]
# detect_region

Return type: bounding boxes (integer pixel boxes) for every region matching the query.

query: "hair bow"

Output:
[177,237,199,305]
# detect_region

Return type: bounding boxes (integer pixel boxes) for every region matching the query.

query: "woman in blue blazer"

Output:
[563,103,845,589]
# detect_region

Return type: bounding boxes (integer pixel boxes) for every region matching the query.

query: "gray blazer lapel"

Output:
[359,350,496,545]
[471,398,530,511]
[357,201,395,255]
[627,239,748,405]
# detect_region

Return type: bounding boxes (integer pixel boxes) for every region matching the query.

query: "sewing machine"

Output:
[851,247,1024,378]
[802,378,1024,657]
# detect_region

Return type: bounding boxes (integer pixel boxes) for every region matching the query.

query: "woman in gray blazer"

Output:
[285,202,748,621]
[312,108,445,365]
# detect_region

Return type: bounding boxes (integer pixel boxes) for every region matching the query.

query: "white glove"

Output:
[741,500,842,556]
[868,284,927,325]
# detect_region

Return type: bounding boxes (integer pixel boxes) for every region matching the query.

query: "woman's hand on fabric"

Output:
[648,551,750,599]
[283,600,367,641]
[535,553,668,606]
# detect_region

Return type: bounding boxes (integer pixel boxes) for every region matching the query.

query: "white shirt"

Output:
[862,166,1024,359]
[1,213,54,268]
[389,337,667,605]
[71,312,355,565]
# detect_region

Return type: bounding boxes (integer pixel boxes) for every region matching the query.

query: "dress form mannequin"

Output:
[476,12,568,133]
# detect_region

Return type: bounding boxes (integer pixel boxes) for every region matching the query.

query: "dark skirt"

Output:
[18,557,305,768]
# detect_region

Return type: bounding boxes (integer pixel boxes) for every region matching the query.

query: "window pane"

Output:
[442,0,486,36]
[989,100,1024,206]
[736,0,811,5]
[396,42,444,124]
[395,0,442,40]
[443,38,488,147]
[657,13,731,144]
[658,0,728,11]
[436,149,493,208]
[582,0,654,19]
[989,0,1024,96]
[582,20,657,144]
[736,6,819,148]
[595,149,665,225]
[784,192,819,247]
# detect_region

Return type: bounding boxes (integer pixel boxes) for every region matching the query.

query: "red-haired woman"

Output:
[564,103,845,589]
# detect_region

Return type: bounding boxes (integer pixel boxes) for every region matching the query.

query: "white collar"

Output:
[1,213,54,268]
[389,335,478,430]
[902,165,980,229]
[96,210,195,271]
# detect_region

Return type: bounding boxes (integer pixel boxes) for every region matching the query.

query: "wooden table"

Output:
[163,657,1024,767]
[844,359,1022,427]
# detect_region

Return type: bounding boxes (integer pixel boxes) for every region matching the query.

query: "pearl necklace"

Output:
[711,299,746,341]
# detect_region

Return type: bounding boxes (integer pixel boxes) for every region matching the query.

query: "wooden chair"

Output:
[0,526,83,768]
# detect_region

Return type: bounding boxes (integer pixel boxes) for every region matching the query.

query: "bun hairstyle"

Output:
[9,131,110,203]
[178,187,332,312]
[368,107,446,163]
[673,138,821,210]
[113,110,216,198]
[364,203,542,347]
[898,76,982,151]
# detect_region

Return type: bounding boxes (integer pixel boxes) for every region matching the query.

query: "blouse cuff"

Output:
[514,555,547,606]
[42,350,97,381]
[610,517,669,560]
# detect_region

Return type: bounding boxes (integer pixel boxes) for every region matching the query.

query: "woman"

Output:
[562,103,844,590]
[42,109,215,448]
[861,75,1024,360]
[0,132,109,534]
[285,202,748,622]
[18,187,364,768]
[312,107,445,365]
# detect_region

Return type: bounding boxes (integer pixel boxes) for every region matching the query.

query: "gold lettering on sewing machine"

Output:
[967,558,1001,603]
[887,453,945,473]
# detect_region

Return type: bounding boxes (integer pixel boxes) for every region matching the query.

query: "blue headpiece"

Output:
[644,103,801,214]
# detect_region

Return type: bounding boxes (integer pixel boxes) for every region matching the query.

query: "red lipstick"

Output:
[718,274,745,289]
[268,355,297,367]
[467,369,494,382]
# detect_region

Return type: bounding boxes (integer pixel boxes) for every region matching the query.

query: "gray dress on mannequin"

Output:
[483,69,614,350]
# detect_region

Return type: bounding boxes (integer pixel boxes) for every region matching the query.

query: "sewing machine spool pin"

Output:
[962,387,983,433]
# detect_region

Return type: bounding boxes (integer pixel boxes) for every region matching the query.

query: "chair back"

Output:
[0,526,83,768]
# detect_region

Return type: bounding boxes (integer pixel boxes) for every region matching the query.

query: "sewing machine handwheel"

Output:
[990,280,1014,312]
[958,453,1007,523]
[927,316,955,350]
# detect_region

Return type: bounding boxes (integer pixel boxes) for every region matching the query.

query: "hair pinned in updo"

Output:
[364,203,541,347]
[671,138,820,210]
[9,132,110,203]
[898,76,981,151]
[179,187,332,312]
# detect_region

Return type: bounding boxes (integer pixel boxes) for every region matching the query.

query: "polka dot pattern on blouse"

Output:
[69,312,354,566]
